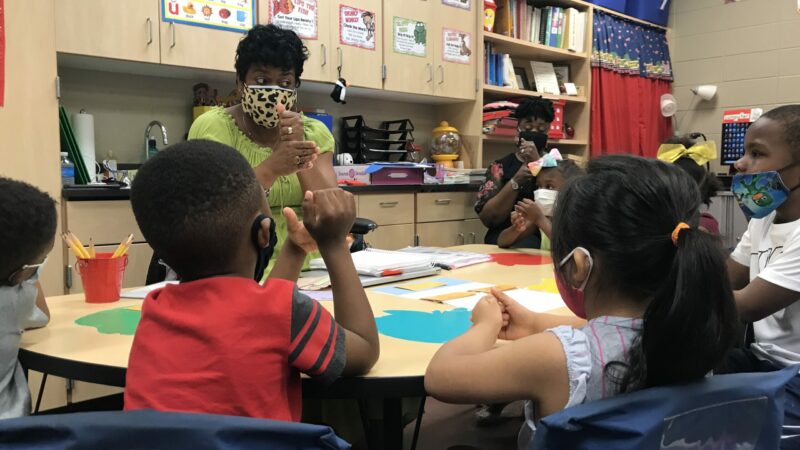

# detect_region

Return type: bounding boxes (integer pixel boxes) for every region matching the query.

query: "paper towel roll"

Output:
[71,110,96,183]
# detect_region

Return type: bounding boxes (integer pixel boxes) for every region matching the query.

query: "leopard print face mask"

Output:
[241,85,297,129]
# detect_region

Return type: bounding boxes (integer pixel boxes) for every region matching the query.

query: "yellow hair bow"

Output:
[657,142,717,166]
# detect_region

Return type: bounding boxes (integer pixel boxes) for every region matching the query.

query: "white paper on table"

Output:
[121,281,178,299]
[444,288,566,313]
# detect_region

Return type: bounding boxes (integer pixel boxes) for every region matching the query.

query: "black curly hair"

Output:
[131,140,263,280]
[235,24,309,84]
[0,177,57,280]
[512,97,555,123]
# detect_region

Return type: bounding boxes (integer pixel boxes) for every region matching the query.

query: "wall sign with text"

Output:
[161,0,255,33]
[268,0,318,40]
[339,5,376,50]
[393,17,426,57]
[442,28,471,64]
[442,0,470,10]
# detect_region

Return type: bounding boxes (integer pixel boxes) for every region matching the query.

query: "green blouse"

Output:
[188,107,335,277]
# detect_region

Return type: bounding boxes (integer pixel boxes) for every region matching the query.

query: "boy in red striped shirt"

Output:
[124,140,379,421]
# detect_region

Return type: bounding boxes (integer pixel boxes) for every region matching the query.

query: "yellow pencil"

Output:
[88,238,97,258]
[112,234,134,258]
[62,233,90,259]
[67,232,91,259]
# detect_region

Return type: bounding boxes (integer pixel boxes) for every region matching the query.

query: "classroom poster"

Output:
[0,0,4,108]
[442,0,471,10]
[393,17,427,57]
[268,0,317,39]
[339,5,376,50]
[161,0,255,33]
[442,28,471,64]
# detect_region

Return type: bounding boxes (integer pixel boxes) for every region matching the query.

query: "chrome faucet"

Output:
[144,121,168,160]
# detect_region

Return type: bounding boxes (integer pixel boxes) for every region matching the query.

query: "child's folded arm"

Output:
[425,326,568,408]
[734,276,800,323]
[288,288,346,384]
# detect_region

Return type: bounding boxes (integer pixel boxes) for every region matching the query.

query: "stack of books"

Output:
[309,249,435,278]
[398,247,493,270]
[483,101,518,137]
[494,1,587,53]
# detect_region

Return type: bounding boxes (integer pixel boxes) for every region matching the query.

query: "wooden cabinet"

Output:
[381,0,433,95]
[358,193,415,225]
[365,223,415,250]
[159,20,244,72]
[432,1,477,100]
[55,0,160,63]
[416,192,477,223]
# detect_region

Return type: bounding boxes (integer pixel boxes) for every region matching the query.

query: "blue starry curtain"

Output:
[591,10,673,81]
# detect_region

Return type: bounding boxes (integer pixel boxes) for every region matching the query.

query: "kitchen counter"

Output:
[62,183,480,201]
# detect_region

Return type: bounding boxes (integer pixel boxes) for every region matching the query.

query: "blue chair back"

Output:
[533,365,800,450]
[0,409,350,450]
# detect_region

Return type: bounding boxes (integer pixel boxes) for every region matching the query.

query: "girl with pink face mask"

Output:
[425,155,738,448]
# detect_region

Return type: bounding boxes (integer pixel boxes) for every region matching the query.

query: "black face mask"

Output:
[518,130,549,154]
[251,214,277,282]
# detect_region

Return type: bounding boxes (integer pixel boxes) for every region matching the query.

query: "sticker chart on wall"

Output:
[161,0,255,33]
[720,108,763,168]
[268,0,318,40]
[339,5,376,50]
[442,0,471,10]
[393,17,427,57]
[442,28,472,64]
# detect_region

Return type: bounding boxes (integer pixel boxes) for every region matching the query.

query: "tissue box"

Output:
[334,164,371,184]
[370,167,424,185]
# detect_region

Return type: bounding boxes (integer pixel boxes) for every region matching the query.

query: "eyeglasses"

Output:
[5,257,47,286]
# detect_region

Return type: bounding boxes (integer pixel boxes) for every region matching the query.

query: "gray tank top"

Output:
[518,316,643,449]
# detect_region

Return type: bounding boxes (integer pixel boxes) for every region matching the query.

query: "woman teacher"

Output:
[475,97,555,246]
[189,24,337,276]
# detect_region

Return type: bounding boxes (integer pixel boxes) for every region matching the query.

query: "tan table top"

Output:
[20,245,568,393]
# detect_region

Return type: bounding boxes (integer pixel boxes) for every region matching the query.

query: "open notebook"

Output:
[308,248,435,277]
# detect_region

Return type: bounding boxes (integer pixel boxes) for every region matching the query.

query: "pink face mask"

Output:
[554,247,593,319]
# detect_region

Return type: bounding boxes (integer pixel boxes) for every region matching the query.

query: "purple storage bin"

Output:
[587,0,627,13]
[625,0,671,26]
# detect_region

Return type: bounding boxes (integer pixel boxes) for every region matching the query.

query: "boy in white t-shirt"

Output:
[725,105,800,372]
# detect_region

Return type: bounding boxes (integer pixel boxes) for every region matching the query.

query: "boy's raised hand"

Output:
[302,188,356,248]
[283,207,317,254]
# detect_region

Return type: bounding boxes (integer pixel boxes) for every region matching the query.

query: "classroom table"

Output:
[19,245,568,449]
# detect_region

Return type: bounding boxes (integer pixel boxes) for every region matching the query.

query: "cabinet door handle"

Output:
[170,22,176,48]
[321,43,327,67]
[146,18,153,45]
[414,234,420,246]
[337,47,344,72]
[457,233,465,245]
[470,232,477,244]
[379,201,399,207]
[438,65,445,85]
[434,198,451,205]
[426,63,433,83]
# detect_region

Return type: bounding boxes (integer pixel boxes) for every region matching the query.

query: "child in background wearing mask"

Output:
[426,155,737,447]
[497,150,583,250]
[657,135,723,236]
[0,177,54,418]
[723,105,800,372]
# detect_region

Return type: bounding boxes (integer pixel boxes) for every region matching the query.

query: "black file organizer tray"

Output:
[341,116,415,163]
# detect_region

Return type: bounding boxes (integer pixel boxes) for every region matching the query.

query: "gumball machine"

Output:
[430,121,461,169]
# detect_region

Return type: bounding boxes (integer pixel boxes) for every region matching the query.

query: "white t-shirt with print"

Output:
[730,212,800,367]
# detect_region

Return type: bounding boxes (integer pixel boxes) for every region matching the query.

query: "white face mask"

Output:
[534,189,558,216]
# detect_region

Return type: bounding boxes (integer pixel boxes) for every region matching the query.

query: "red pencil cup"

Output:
[76,252,128,303]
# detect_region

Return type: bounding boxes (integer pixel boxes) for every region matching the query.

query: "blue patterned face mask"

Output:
[731,163,799,219]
